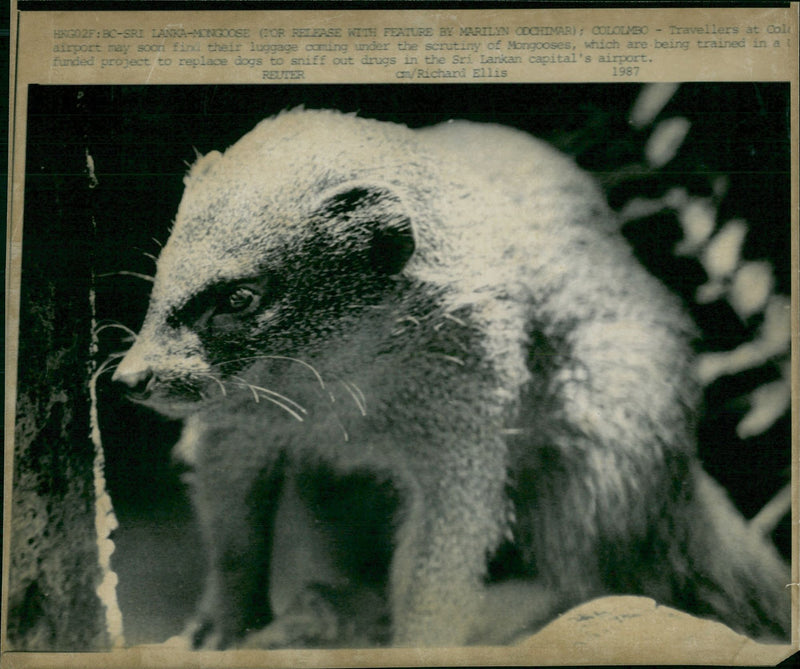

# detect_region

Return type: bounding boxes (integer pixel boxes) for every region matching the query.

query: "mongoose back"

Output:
[113,108,790,648]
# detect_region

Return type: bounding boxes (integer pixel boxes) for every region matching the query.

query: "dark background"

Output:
[19,83,791,643]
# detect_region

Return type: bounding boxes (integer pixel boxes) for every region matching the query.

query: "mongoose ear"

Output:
[184,149,223,186]
[316,185,416,275]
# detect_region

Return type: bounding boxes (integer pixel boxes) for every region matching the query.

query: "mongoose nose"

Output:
[112,365,155,398]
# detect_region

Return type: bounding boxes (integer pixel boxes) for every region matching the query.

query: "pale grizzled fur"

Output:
[114,109,790,648]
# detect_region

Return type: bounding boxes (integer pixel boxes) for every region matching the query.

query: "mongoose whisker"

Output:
[96,270,155,283]
[216,355,326,389]
[93,321,139,340]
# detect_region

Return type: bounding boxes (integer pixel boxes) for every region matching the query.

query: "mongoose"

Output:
[112,108,790,648]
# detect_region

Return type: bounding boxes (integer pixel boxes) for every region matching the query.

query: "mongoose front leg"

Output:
[240,468,393,649]
[389,441,508,647]
[239,471,356,649]
[184,422,284,649]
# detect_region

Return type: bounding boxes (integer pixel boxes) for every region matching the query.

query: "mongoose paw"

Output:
[238,587,341,649]
[238,584,389,649]
[181,616,224,650]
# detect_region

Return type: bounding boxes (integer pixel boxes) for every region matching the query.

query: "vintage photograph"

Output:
[6,83,793,659]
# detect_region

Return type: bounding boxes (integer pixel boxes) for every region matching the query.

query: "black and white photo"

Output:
[6,83,793,659]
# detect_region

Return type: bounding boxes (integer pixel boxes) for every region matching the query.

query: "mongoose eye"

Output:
[220,286,258,314]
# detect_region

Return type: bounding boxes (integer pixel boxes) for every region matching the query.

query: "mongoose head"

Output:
[112,110,429,418]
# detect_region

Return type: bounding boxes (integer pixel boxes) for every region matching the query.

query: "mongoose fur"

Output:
[113,108,790,648]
